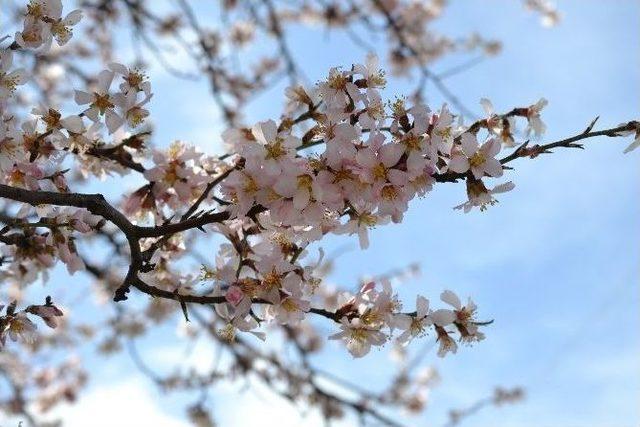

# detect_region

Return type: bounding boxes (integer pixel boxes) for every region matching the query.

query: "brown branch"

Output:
[432,120,639,183]
[0,119,634,309]
[499,120,638,165]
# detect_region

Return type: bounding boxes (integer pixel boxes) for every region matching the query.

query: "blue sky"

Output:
[3,1,638,426]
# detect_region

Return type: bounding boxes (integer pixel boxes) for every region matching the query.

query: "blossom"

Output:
[229,21,256,47]
[525,98,548,137]
[46,2,83,46]
[239,120,300,177]
[15,16,48,48]
[221,169,266,217]
[329,318,387,357]
[441,290,485,343]
[284,84,314,108]
[621,123,640,154]
[253,253,296,303]
[359,89,386,130]
[430,105,456,155]
[359,279,401,328]
[394,296,433,345]
[225,285,244,306]
[435,325,458,357]
[338,206,389,249]
[455,179,515,212]
[480,98,516,147]
[377,183,411,222]
[353,53,386,88]
[116,90,152,128]
[272,163,323,212]
[0,120,27,172]
[448,134,503,179]
[440,291,469,317]
[524,0,561,27]
[74,70,124,134]
[109,63,151,95]
[217,316,265,342]
[2,313,37,345]
[25,303,63,328]
[354,140,406,185]
[143,141,209,209]
[15,0,82,48]
[318,67,362,109]
[0,50,28,99]
[266,282,311,325]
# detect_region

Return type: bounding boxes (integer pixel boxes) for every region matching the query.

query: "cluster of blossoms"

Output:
[328,285,484,357]
[219,53,537,249]
[125,141,219,218]
[0,206,103,284]
[0,3,158,282]
[74,63,152,134]
[203,218,484,357]
[14,0,83,50]
[1,0,638,364]
[0,8,145,288]
[0,0,636,425]
[200,218,483,357]
[0,297,62,348]
[178,51,640,356]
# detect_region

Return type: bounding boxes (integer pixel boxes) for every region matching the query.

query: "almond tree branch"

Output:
[0,120,635,313]
[433,120,638,183]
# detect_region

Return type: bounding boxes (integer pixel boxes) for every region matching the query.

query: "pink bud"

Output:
[225,286,244,306]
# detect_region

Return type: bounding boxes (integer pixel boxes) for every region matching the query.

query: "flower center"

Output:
[218,324,235,342]
[164,164,179,184]
[358,213,377,227]
[361,310,381,326]
[127,107,146,126]
[262,270,281,291]
[328,73,348,90]
[410,318,426,335]
[297,174,313,191]
[265,139,286,159]
[381,185,398,200]
[469,152,486,168]
[1,73,20,94]
[372,162,387,180]
[243,176,258,194]
[92,93,114,114]
[456,307,475,323]
[367,101,385,119]
[125,70,146,89]
[349,328,368,343]
[403,134,422,151]
[369,71,386,87]
[27,1,44,18]
[42,109,62,130]
[391,98,407,119]
[332,169,354,183]
[436,126,452,140]
[24,30,41,43]
[281,298,298,313]
[239,278,260,298]
[51,21,72,40]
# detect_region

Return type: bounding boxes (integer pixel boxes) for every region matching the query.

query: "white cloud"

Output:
[46,379,190,427]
